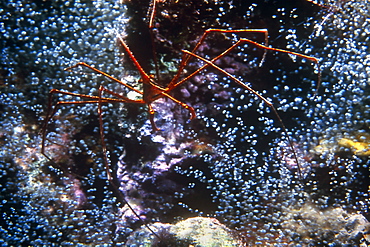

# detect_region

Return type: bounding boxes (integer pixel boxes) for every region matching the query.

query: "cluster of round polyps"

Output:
[0,0,139,245]
[2,0,369,246]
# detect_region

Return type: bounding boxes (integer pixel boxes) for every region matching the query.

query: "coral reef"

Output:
[125,217,241,247]
[1,0,369,246]
[280,203,370,246]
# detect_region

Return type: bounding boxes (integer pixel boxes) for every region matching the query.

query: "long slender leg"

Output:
[168,28,269,88]
[98,86,111,181]
[65,62,144,96]
[167,37,320,96]
[41,85,161,238]
[41,89,144,159]
[182,49,304,179]
[96,85,160,239]
[66,60,179,132]
[148,0,160,80]
[237,38,321,95]
[115,30,153,83]
[158,91,196,120]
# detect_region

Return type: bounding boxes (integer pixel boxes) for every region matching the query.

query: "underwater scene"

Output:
[1,0,369,246]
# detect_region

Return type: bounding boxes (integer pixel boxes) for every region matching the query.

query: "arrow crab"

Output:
[41,0,321,242]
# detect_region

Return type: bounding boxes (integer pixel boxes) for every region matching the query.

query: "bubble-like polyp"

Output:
[1,0,369,245]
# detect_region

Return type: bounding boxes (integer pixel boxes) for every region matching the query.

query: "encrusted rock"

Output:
[126,217,241,247]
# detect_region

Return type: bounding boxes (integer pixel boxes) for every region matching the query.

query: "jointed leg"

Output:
[168,36,321,97]
[115,30,153,84]
[41,88,144,158]
[237,38,321,94]
[169,28,270,88]
[65,62,144,96]
[158,91,196,119]
[96,85,161,239]
[182,49,304,179]
[148,0,161,80]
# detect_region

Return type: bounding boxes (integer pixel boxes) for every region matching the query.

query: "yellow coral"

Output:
[338,138,370,156]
